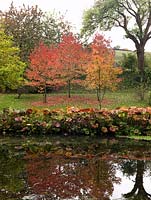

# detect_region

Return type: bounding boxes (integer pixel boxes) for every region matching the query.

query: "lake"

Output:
[0,136,151,200]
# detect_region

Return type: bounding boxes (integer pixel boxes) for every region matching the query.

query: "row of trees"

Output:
[0,2,122,108]
[1,0,151,84]
[3,1,151,106]
[26,32,122,107]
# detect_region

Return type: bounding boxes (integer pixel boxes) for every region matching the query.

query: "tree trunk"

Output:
[96,88,100,102]
[136,44,148,100]
[43,84,47,103]
[124,160,151,199]
[68,80,71,98]
[96,88,102,109]
[96,87,106,109]
[136,45,145,77]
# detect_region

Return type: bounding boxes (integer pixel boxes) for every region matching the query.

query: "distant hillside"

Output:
[114,48,133,52]
[114,48,134,64]
[114,48,151,64]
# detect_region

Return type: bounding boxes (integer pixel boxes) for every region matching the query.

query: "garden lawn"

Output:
[0,89,149,111]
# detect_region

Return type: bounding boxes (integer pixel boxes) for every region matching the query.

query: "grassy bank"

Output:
[0,89,149,111]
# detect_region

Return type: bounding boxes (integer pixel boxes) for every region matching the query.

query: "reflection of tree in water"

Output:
[26,155,120,199]
[0,149,26,199]
[120,160,151,200]
[78,158,120,199]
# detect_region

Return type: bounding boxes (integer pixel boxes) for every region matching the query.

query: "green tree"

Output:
[120,53,138,88]
[82,0,151,77]
[119,52,151,100]
[121,53,137,71]
[0,30,26,91]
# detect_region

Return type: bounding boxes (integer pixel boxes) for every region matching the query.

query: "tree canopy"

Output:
[26,42,61,103]
[82,0,151,74]
[42,13,71,45]
[57,32,87,98]
[0,30,26,91]
[84,33,122,108]
[0,2,71,63]
[0,3,43,62]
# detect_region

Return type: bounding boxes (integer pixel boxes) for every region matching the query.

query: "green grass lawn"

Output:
[128,136,151,141]
[0,88,150,111]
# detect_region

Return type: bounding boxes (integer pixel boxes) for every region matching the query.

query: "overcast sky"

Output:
[0,0,95,32]
[0,0,150,51]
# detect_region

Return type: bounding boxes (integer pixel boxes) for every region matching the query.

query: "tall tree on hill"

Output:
[82,0,151,78]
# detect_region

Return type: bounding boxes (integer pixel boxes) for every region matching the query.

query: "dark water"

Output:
[0,136,151,200]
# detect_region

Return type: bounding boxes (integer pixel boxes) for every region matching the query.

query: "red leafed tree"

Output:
[26,42,61,103]
[58,32,87,98]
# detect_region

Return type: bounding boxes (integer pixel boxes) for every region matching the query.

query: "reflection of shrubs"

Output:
[1,107,151,136]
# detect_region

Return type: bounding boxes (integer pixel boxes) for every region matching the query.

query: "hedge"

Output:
[1,107,151,136]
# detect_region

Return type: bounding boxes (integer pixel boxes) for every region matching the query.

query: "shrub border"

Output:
[1,107,151,136]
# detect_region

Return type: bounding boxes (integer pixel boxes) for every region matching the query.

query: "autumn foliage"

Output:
[26,33,88,101]
[26,32,122,106]
[57,32,87,97]
[26,42,61,102]
[84,34,122,108]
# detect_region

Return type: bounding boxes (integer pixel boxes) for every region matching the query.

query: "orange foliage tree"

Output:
[26,42,61,103]
[57,32,86,98]
[84,33,122,108]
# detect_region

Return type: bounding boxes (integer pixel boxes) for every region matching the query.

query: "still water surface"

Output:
[0,136,151,200]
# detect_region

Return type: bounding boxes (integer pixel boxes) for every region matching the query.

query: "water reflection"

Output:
[26,155,119,199]
[120,160,151,200]
[0,140,151,200]
[0,149,26,199]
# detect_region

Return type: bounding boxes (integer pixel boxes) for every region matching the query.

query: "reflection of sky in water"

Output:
[111,169,151,199]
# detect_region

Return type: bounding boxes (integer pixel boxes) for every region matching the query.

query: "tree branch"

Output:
[144,3,151,41]
[131,0,139,9]
[118,0,136,18]
[146,31,151,41]
[114,9,139,46]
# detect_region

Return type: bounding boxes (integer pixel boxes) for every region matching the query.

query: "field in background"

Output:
[115,48,151,64]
